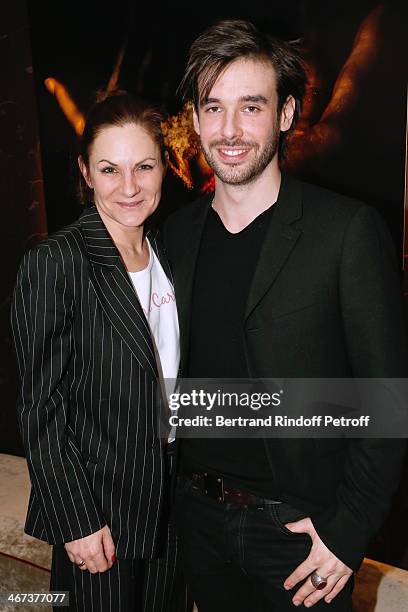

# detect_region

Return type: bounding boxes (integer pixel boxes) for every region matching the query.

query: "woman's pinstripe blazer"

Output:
[11,205,171,559]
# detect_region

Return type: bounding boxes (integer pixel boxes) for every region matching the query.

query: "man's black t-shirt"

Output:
[181,203,278,498]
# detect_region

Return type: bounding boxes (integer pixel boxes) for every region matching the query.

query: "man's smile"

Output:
[216,147,251,162]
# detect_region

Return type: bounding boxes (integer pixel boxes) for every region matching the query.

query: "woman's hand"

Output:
[64,525,116,573]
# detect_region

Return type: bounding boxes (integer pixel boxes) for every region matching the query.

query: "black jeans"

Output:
[173,477,353,612]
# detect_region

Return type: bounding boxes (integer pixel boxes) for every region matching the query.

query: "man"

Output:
[163,19,408,611]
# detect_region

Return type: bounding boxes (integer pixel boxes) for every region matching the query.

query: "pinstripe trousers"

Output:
[50,523,190,612]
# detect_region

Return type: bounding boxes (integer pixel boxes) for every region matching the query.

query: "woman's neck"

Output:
[96,207,149,272]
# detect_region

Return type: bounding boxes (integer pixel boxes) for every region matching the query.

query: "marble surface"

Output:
[0,454,51,570]
[0,554,50,611]
[354,558,408,612]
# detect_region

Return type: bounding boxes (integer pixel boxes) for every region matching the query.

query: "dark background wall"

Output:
[1,0,47,456]
[25,0,408,241]
[2,0,407,568]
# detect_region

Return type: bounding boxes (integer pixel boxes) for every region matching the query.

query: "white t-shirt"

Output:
[128,239,180,400]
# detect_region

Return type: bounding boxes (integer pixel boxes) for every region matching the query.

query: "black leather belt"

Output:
[182,468,281,505]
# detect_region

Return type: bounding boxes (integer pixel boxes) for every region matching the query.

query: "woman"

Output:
[11,93,181,610]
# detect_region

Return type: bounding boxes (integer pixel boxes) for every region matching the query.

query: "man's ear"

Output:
[192,106,201,136]
[78,156,92,188]
[280,96,296,133]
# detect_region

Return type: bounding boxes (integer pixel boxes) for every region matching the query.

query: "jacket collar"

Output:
[78,205,159,378]
[78,206,122,267]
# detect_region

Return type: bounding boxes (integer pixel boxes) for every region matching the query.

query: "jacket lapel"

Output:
[175,195,213,374]
[79,206,158,378]
[245,174,303,319]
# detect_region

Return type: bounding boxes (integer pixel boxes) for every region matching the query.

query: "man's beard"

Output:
[201,133,280,186]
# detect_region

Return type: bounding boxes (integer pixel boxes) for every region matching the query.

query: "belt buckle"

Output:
[204,473,225,502]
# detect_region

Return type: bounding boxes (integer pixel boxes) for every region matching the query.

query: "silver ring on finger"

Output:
[310,571,328,590]
[77,559,86,567]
